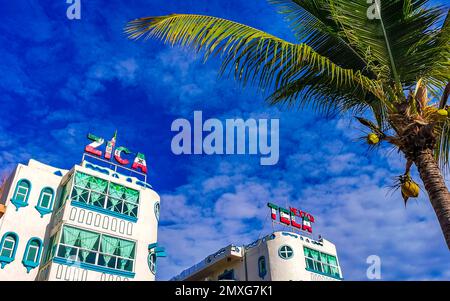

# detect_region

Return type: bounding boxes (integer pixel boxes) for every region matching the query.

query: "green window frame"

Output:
[35,187,55,217]
[148,252,156,275]
[11,179,31,210]
[303,246,341,279]
[278,245,294,260]
[0,232,19,268]
[22,238,43,273]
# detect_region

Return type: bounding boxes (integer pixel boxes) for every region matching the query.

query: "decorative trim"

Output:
[71,201,137,223]
[0,232,19,268]
[53,257,135,278]
[10,179,31,211]
[305,267,343,280]
[22,237,43,273]
[35,187,55,218]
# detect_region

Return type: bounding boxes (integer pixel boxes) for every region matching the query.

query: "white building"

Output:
[0,157,162,281]
[171,231,343,281]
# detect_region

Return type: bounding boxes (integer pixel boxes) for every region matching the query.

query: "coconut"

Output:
[367,133,379,145]
[401,180,419,198]
[437,109,448,117]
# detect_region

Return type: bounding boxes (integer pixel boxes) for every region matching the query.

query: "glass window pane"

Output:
[0,249,12,257]
[26,246,39,262]
[41,194,52,208]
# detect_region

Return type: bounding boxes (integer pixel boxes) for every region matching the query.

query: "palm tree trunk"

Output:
[415,149,450,249]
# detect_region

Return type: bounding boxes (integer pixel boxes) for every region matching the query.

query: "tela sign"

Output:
[267,203,315,233]
[84,132,148,174]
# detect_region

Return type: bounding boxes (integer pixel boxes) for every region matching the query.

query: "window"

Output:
[278,245,294,260]
[304,246,340,279]
[148,252,156,275]
[70,172,140,221]
[154,202,160,221]
[11,179,31,210]
[22,238,43,273]
[35,187,55,217]
[258,256,267,279]
[0,232,19,268]
[54,225,136,273]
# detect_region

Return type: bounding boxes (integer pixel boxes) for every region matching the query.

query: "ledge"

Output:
[71,201,138,223]
[53,257,135,278]
[305,267,343,280]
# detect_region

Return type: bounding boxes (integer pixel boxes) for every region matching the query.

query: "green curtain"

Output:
[124,202,137,216]
[89,177,108,193]
[79,230,100,261]
[101,235,119,265]
[310,249,319,260]
[75,172,91,188]
[118,240,135,269]
[109,183,125,199]
[62,227,81,258]
[320,252,328,263]
[124,188,139,204]
[328,255,337,266]
[303,247,311,258]
[107,196,122,213]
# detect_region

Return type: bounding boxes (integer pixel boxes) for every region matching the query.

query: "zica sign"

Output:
[84,132,148,174]
[267,203,315,233]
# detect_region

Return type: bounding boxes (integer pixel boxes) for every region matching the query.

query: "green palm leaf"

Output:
[124,14,382,101]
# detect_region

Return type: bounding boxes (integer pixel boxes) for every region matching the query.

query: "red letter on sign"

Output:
[132,152,148,174]
[114,146,131,165]
[267,203,279,220]
[85,133,104,157]
[289,208,301,229]
[279,207,291,225]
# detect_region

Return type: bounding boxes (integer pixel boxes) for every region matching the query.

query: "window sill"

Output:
[0,256,14,269]
[71,201,138,223]
[35,206,53,218]
[10,198,28,211]
[22,259,39,273]
[53,257,135,278]
[305,267,343,280]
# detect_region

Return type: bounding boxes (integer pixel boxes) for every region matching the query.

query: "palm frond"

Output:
[124,14,382,102]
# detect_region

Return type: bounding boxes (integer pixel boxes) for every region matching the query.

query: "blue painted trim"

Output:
[282,232,298,238]
[35,187,55,218]
[22,237,43,273]
[305,267,343,280]
[85,163,110,175]
[148,243,158,250]
[0,232,19,268]
[53,257,135,278]
[54,170,63,176]
[11,179,31,211]
[136,181,152,189]
[71,200,138,223]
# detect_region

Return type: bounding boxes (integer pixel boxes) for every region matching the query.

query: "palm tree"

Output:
[125,0,450,248]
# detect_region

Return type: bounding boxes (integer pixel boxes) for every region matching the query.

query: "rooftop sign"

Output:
[84,131,148,174]
[267,202,315,233]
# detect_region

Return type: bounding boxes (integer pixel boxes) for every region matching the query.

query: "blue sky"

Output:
[1,0,449,280]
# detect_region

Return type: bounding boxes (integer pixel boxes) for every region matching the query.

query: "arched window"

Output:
[35,187,55,217]
[11,179,31,210]
[278,245,294,260]
[0,232,19,268]
[258,256,267,279]
[147,252,156,275]
[22,238,43,273]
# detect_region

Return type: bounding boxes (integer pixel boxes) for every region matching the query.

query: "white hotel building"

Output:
[0,157,162,281]
[171,231,343,281]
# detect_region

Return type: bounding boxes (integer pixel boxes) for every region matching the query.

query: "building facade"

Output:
[0,158,161,281]
[171,231,343,281]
